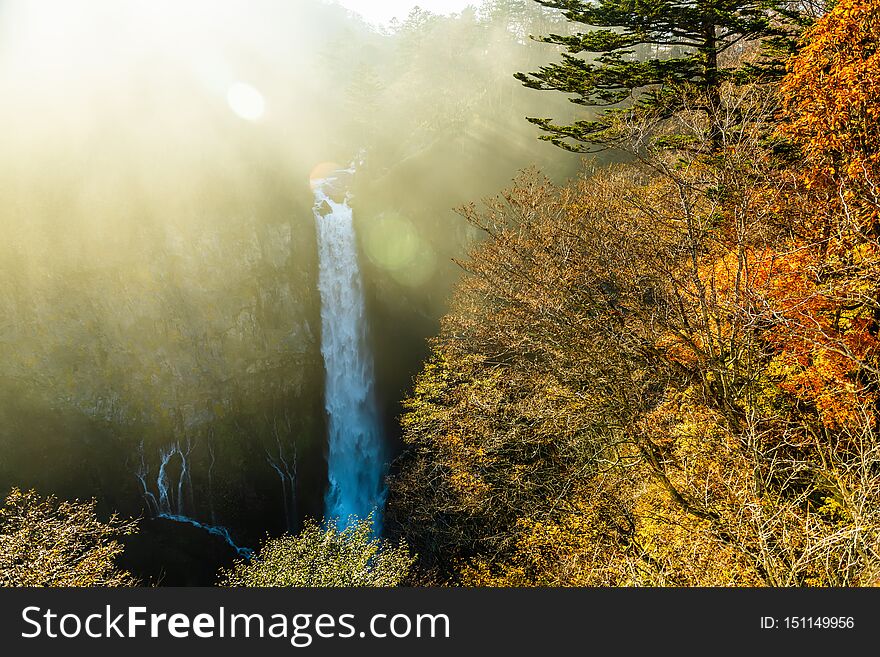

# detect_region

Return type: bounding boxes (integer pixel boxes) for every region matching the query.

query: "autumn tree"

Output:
[387,150,778,584]
[782,0,880,189]
[388,43,880,584]
[756,0,880,579]
[219,516,415,587]
[385,0,880,589]
[0,488,138,587]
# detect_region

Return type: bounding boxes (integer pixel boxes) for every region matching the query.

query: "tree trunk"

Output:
[702,9,722,151]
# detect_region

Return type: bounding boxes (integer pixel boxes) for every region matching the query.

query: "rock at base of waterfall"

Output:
[118,516,241,586]
[317,200,333,216]
[322,169,352,204]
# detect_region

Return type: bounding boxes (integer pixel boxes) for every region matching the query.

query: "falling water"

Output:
[137,441,252,558]
[266,436,297,532]
[312,168,386,530]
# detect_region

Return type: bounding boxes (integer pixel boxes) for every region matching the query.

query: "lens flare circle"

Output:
[226,81,265,121]
[309,162,343,189]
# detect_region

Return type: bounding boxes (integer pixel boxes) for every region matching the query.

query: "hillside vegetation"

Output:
[387,0,880,586]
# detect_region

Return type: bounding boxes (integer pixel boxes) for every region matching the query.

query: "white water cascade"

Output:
[312,168,386,530]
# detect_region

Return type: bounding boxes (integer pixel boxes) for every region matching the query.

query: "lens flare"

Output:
[363,213,437,286]
[309,162,342,189]
[226,81,265,121]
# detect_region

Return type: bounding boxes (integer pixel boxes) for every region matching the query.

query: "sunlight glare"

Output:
[226,82,266,121]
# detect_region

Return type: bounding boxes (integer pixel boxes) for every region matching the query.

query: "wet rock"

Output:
[119,516,241,586]
[317,199,333,216]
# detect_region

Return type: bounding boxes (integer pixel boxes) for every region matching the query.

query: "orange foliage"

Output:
[751,245,878,429]
[771,0,880,429]
[782,0,880,189]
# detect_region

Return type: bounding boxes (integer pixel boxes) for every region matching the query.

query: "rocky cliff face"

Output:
[0,170,328,557]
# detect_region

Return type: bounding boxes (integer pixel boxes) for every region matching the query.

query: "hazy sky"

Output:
[335,0,474,24]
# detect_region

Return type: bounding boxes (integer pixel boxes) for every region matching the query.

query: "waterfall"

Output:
[136,442,160,517]
[312,168,386,531]
[266,436,297,532]
[136,441,252,558]
[156,441,192,517]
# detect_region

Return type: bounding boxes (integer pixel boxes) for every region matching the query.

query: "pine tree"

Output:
[515,0,807,151]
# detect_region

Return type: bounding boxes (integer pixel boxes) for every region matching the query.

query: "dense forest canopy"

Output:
[387,0,880,586]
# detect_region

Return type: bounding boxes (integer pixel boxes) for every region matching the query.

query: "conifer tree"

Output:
[515,0,806,151]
